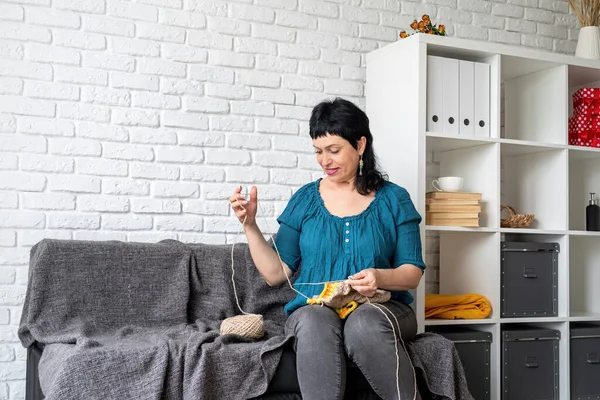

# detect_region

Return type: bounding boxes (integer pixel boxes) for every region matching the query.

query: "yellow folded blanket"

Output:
[425,293,492,320]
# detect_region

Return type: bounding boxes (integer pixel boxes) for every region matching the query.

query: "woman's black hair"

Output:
[309,97,387,195]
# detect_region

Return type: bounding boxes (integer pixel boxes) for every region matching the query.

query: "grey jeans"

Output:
[285,300,419,400]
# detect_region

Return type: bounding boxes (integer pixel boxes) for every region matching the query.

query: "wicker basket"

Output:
[500,205,534,228]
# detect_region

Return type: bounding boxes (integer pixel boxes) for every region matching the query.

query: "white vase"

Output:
[576,26,600,59]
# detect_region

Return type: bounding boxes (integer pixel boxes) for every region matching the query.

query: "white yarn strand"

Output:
[229,190,417,400]
[230,235,250,316]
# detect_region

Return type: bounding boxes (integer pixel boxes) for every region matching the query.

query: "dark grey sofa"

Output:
[20,239,470,400]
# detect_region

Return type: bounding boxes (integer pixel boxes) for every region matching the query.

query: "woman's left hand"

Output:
[347,268,380,297]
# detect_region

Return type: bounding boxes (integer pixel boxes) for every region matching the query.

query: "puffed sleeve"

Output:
[388,185,427,271]
[272,184,311,272]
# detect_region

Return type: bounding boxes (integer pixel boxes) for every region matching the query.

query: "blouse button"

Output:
[345,222,349,226]
[346,230,349,234]
[345,239,349,243]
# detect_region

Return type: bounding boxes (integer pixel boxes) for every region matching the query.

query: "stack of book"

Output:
[425,191,482,227]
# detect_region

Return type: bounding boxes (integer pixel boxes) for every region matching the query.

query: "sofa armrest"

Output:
[27,343,44,400]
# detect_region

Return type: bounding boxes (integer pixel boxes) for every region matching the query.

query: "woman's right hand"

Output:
[230,185,258,226]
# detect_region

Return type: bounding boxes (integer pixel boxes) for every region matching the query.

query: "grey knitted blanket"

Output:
[19,239,295,400]
[18,239,472,400]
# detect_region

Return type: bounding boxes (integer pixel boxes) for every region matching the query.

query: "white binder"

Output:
[442,57,459,135]
[426,56,444,133]
[474,61,490,137]
[459,60,475,136]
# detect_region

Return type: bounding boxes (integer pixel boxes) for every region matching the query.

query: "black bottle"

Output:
[586,193,600,231]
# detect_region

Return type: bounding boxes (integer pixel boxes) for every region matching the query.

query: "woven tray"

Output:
[500,205,534,228]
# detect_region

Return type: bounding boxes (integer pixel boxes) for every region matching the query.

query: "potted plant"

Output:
[399,15,446,39]
[568,0,600,59]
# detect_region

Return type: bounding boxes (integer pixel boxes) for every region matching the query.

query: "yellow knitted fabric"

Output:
[306,282,391,319]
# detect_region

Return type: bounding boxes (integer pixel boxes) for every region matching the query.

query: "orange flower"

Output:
[410,19,418,30]
[399,31,408,38]
[418,21,426,30]
[438,24,445,33]
[422,14,430,21]
[427,29,434,34]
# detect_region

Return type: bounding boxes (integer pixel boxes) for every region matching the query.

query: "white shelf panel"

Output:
[568,230,600,237]
[500,139,566,157]
[426,133,569,155]
[499,228,568,235]
[425,315,600,325]
[426,227,571,235]
[369,33,600,74]
[499,317,568,324]
[569,312,600,322]
[424,318,497,326]
[426,225,497,233]
[426,132,497,152]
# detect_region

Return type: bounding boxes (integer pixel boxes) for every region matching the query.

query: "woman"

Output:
[229,97,426,400]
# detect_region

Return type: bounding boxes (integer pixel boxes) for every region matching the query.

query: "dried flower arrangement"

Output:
[567,0,600,26]
[399,15,446,39]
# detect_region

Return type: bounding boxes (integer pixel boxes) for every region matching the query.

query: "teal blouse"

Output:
[273,178,426,315]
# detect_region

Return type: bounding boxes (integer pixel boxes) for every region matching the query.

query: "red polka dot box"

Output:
[569,88,600,147]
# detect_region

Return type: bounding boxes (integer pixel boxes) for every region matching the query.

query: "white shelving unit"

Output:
[366,34,600,400]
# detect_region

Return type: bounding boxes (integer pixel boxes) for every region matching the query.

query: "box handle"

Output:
[588,352,599,364]
[523,267,537,279]
[525,356,538,368]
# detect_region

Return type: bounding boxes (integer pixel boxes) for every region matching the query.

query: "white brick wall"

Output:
[0,0,579,396]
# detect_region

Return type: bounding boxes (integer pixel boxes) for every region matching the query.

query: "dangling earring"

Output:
[359,155,363,176]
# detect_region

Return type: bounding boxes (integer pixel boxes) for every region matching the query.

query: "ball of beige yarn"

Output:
[220,314,265,339]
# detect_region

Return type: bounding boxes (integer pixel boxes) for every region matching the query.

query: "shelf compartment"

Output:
[425,324,497,400]
[501,233,568,319]
[502,58,568,145]
[568,148,600,231]
[567,63,600,118]
[427,142,499,228]
[436,231,500,320]
[501,146,567,231]
[500,323,562,400]
[424,52,500,140]
[569,236,600,318]
[500,320,570,400]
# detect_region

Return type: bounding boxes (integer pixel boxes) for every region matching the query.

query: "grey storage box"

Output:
[502,327,560,400]
[501,242,559,317]
[570,324,600,399]
[430,328,492,400]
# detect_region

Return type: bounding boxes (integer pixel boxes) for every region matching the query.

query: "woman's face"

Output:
[313,133,364,183]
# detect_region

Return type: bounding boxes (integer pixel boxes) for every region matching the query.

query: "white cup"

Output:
[432,176,463,192]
